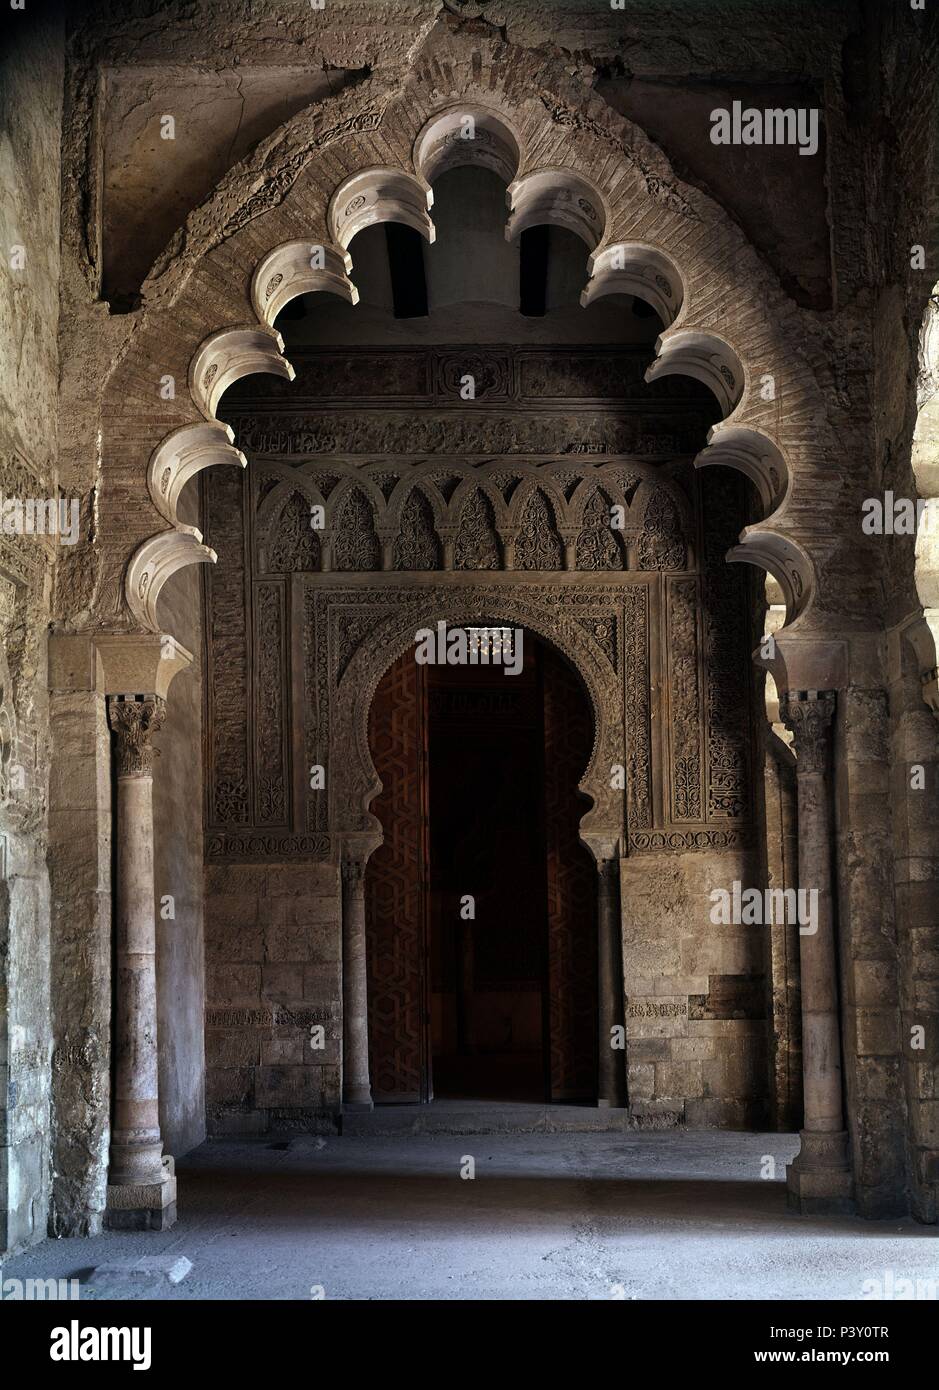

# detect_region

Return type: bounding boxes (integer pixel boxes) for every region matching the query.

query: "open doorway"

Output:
[365,629,597,1105]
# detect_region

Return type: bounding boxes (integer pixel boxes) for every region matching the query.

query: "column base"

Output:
[786,1129,855,1215]
[343,1094,374,1111]
[106,1155,177,1231]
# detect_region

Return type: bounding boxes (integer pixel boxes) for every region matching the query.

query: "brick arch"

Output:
[95,19,833,639]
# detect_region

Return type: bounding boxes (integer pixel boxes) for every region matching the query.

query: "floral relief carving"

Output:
[225,411,710,458]
[392,488,441,570]
[332,488,381,571]
[212,777,250,825]
[702,471,750,820]
[515,489,564,570]
[255,583,287,824]
[623,586,653,831]
[637,487,686,570]
[454,488,501,570]
[575,489,625,571]
[669,577,702,820]
[266,490,321,572]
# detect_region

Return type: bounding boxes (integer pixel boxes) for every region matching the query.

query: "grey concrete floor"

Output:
[3,1129,938,1300]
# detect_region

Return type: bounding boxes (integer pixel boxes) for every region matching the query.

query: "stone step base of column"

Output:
[786,1130,855,1215]
[106,1158,177,1231]
[341,1101,632,1135]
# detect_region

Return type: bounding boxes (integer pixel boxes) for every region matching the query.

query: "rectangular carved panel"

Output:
[666,576,703,821]
[701,471,752,821]
[623,583,653,833]
[254,581,289,826]
[203,468,250,828]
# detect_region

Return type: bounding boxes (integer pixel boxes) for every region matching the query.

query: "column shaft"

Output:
[342,860,373,1109]
[597,858,625,1108]
[106,694,176,1230]
[781,689,854,1213]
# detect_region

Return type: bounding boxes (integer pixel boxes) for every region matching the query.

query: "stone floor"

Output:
[4,1127,938,1300]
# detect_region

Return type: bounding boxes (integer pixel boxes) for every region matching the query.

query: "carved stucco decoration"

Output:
[226,408,709,459]
[204,550,755,857]
[203,423,754,863]
[780,689,836,774]
[267,491,321,573]
[328,587,624,866]
[0,597,19,809]
[106,23,823,640]
[252,456,693,577]
[107,696,167,778]
[454,488,501,570]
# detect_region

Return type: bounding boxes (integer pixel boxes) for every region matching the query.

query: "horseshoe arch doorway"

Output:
[364,627,599,1105]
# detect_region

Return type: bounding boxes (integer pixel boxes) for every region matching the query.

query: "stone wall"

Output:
[204,863,341,1135]
[2,0,936,1232]
[621,847,768,1128]
[0,7,64,1254]
[46,636,110,1238]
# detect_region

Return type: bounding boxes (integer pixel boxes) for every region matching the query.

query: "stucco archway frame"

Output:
[326,583,622,864]
[315,575,628,1109]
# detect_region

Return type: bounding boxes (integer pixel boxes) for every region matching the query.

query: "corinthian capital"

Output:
[107,695,166,777]
[780,689,836,775]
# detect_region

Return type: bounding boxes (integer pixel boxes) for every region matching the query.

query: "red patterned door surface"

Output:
[366,652,430,1102]
[542,647,598,1101]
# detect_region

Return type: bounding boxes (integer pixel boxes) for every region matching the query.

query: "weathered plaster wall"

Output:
[600,78,831,309]
[101,65,344,305]
[0,6,63,1253]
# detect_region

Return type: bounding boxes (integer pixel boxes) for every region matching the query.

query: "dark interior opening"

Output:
[428,642,548,1100]
[385,222,429,318]
[366,630,598,1106]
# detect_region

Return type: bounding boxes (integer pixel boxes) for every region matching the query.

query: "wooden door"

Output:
[365,652,431,1102]
[542,647,598,1102]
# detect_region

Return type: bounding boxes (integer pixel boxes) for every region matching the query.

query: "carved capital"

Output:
[341,858,366,891]
[780,689,835,775]
[108,695,166,778]
[596,855,619,882]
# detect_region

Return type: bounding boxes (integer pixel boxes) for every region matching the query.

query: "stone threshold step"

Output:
[340,1103,633,1136]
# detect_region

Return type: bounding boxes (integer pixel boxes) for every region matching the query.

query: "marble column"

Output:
[597,857,626,1108]
[780,689,854,1213]
[106,694,176,1230]
[341,858,373,1109]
